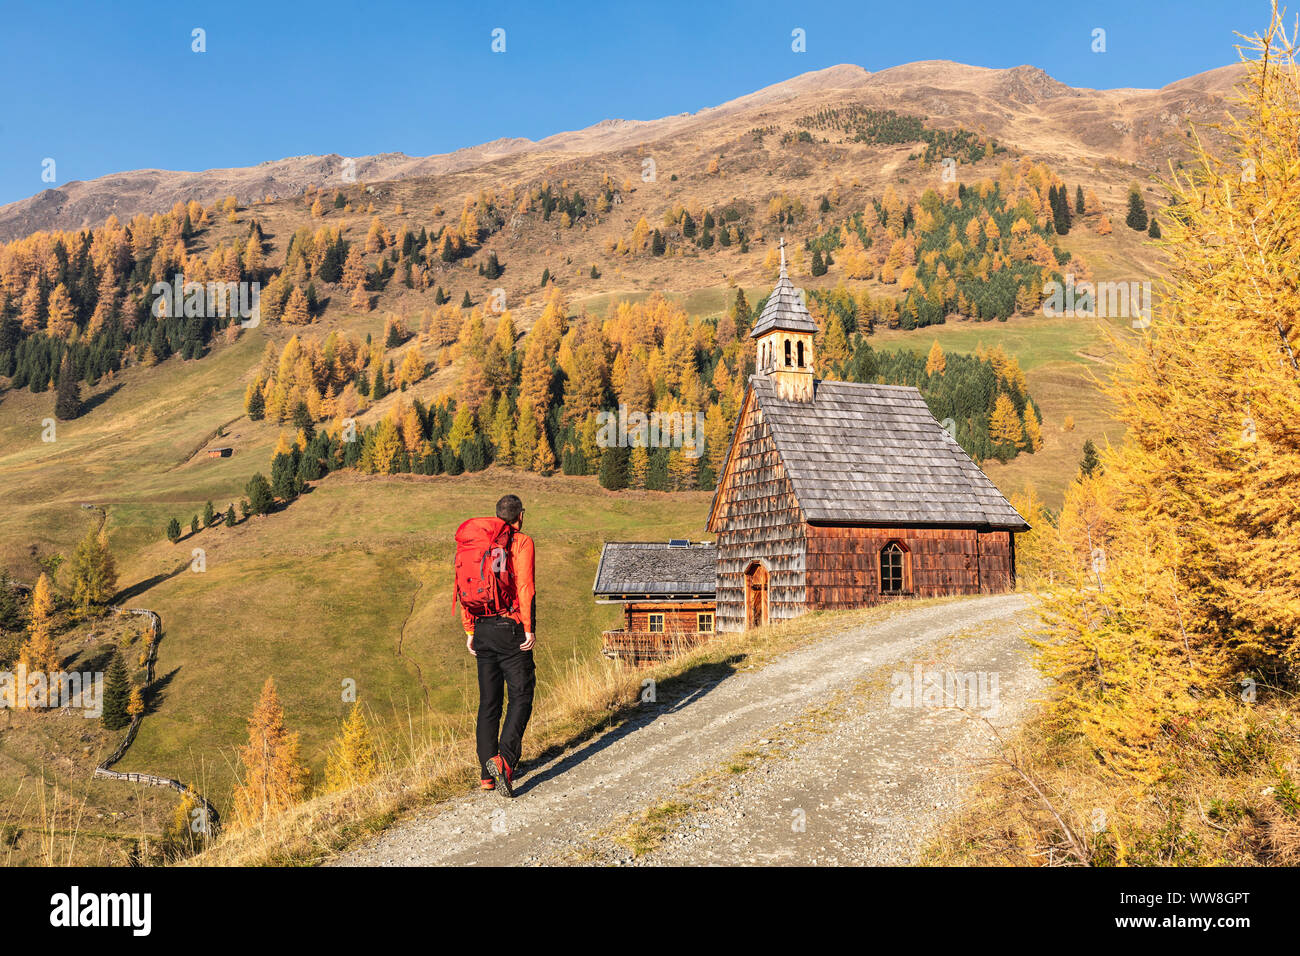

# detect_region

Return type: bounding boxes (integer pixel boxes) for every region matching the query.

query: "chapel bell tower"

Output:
[750,238,818,402]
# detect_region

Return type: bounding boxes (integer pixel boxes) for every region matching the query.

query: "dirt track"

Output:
[335,593,1042,866]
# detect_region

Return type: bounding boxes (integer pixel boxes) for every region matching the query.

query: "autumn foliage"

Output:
[1035,6,1300,786]
[231,678,311,830]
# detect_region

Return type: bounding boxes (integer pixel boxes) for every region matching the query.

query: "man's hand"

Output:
[520,631,535,651]
[465,632,476,656]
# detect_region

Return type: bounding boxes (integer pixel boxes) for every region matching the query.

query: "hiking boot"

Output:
[480,777,496,791]
[484,755,515,798]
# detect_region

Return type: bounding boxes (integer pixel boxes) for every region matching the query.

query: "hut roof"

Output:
[711,376,1029,531]
[592,542,718,599]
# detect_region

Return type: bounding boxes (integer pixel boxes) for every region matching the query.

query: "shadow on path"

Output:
[514,656,744,796]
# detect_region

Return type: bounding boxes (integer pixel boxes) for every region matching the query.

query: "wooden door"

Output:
[745,563,768,630]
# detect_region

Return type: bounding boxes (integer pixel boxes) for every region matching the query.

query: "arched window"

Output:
[881,542,907,594]
[797,340,805,367]
[784,339,792,367]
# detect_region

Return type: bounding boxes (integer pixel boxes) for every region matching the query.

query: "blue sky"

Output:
[0,0,1258,206]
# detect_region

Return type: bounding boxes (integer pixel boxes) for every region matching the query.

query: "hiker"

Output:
[454,494,536,798]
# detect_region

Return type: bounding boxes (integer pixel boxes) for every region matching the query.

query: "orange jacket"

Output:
[461,530,535,634]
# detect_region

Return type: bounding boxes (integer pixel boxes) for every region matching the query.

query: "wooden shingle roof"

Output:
[749,268,820,338]
[744,376,1030,530]
[592,542,717,599]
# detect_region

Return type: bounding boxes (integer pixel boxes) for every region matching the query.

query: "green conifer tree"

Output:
[245,473,274,515]
[1125,184,1148,231]
[1078,439,1102,479]
[102,651,132,731]
[55,353,81,421]
[598,445,629,490]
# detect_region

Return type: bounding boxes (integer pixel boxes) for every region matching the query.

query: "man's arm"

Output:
[462,605,475,655]
[515,534,536,649]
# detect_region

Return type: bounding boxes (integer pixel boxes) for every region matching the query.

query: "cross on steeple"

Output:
[779,236,786,277]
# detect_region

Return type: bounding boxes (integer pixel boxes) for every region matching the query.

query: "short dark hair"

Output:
[496,494,524,523]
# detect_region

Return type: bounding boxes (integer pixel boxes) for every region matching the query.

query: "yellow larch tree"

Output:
[818,311,850,372]
[68,526,118,609]
[513,400,538,463]
[325,701,378,792]
[925,340,946,376]
[1022,406,1044,452]
[231,677,311,829]
[532,429,556,475]
[988,393,1023,449]
[45,283,75,338]
[397,346,425,389]
[17,573,61,708]
[350,282,370,312]
[281,287,310,325]
[1037,4,1300,785]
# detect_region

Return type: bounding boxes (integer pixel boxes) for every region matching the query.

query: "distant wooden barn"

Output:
[705,244,1029,632]
[206,447,233,459]
[593,541,717,663]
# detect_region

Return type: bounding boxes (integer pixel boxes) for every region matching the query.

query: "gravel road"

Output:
[334,593,1042,866]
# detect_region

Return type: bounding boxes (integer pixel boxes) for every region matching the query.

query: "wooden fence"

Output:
[92,606,221,836]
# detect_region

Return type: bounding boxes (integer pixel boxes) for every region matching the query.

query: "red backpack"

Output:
[452,516,518,618]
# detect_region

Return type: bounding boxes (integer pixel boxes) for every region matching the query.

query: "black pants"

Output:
[474,616,535,775]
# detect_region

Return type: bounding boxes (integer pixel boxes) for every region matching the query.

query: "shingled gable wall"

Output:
[709,388,808,633]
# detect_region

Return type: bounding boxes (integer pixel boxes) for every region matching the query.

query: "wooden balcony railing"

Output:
[601,628,714,665]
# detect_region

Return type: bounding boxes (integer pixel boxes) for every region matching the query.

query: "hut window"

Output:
[697,612,714,633]
[648,613,665,633]
[797,340,805,367]
[881,542,906,594]
[784,339,792,366]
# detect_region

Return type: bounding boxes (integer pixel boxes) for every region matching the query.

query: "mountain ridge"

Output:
[0,59,1245,241]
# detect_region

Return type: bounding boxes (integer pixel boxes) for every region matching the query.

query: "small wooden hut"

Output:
[592,541,717,664]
